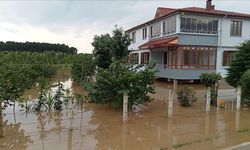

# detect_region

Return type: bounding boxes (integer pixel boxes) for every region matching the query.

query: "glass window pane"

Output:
[198,49,203,65]
[202,19,208,32]
[184,50,190,65]
[191,49,196,65]
[209,49,216,65]
[204,49,209,65]
[212,20,218,31]
[197,19,202,31]
[191,18,197,32]
[186,18,191,31]
[208,20,213,32]
[181,17,186,31]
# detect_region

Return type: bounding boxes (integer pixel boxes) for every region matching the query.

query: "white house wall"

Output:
[220,18,250,47]
[216,47,238,77]
[217,18,250,77]
[128,27,149,51]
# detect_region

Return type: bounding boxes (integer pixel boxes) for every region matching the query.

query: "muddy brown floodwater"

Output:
[1,68,250,150]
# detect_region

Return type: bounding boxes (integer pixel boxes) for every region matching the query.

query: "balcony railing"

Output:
[180,29,218,35]
[156,64,216,70]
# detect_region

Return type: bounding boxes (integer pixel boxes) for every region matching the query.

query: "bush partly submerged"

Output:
[177,86,197,107]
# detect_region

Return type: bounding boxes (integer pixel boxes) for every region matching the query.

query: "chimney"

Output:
[206,0,215,10]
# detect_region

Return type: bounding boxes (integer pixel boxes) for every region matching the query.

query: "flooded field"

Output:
[1,68,250,150]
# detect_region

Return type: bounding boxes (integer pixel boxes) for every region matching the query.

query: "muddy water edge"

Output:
[0,67,250,150]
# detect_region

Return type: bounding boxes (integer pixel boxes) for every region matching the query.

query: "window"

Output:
[180,17,218,34]
[183,49,190,65]
[223,51,235,66]
[150,26,153,38]
[141,52,150,64]
[150,23,161,38]
[230,21,242,36]
[163,17,176,35]
[131,32,136,43]
[142,28,147,40]
[181,47,216,69]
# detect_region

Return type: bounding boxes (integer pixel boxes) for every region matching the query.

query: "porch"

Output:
[152,45,217,80]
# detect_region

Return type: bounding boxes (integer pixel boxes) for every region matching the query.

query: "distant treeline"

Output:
[0,41,77,54]
[0,51,91,65]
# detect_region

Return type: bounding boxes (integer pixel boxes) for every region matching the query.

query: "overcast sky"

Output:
[0,0,250,53]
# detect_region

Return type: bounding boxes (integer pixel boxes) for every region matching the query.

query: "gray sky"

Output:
[0,0,250,53]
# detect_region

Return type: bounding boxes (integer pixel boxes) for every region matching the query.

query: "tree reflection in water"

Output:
[0,120,33,150]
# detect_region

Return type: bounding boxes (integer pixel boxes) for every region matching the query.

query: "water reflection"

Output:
[1,68,250,149]
[0,120,33,150]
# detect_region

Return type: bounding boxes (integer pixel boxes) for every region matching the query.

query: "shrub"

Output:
[89,60,156,109]
[200,72,222,105]
[177,86,197,106]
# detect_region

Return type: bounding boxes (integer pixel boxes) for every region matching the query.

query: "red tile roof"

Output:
[139,36,178,49]
[154,7,176,19]
[126,7,250,32]
[180,7,250,18]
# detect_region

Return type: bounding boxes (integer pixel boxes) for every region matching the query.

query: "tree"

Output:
[0,41,77,54]
[226,40,250,106]
[111,26,131,60]
[226,40,250,87]
[71,54,96,81]
[0,65,31,137]
[92,34,113,69]
[200,72,222,105]
[89,60,156,109]
[240,69,250,106]
[92,26,131,69]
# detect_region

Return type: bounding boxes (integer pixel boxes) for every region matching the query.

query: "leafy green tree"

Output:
[200,72,222,105]
[89,60,156,109]
[71,54,96,81]
[240,69,250,106]
[92,26,131,69]
[226,40,250,87]
[92,34,113,69]
[0,65,34,137]
[226,40,250,106]
[0,41,77,54]
[111,26,131,60]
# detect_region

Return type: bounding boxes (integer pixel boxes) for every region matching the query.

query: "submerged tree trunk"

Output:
[0,101,4,138]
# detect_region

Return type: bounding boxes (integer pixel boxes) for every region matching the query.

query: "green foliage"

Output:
[92,26,131,69]
[44,93,55,111]
[200,72,222,105]
[92,34,113,69]
[19,100,33,112]
[71,54,96,82]
[177,86,197,106]
[0,64,50,108]
[33,81,66,111]
[111,26,131,60]
[240,69,250,106]
[0,41,77,54]
[53,82,65,110]
[226,40,250,87]
[200,72,222,87]
[89,60,156,109]
[0,51,88,65]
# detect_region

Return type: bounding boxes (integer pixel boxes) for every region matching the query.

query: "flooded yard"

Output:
[1,69,250,150]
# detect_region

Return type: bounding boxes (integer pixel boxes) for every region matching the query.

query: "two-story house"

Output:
[127,0,250,81]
